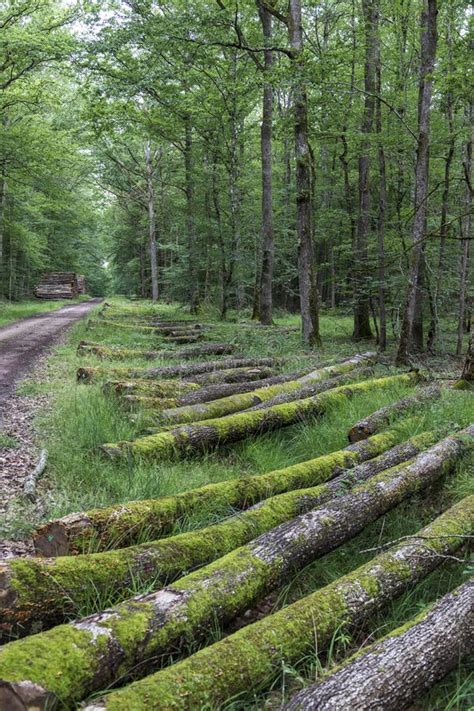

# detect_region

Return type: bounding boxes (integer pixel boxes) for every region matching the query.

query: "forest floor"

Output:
[0,298,101,556]
[0,299,472,709]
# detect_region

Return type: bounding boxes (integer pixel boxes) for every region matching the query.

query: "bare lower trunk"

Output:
[284,581,473,711]
[397,0,438,364]
[185,115,199,313]
[145,142,159,302]
[456,99,473,356]
[258,2,274,325]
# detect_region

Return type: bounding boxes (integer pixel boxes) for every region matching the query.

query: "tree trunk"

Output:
[460,335,473,383]
[180,366,274,386]
[257,2,274,325]
[155,353,376,425]
[456,99,473,356]
[101,374,420,461]
[3,428,462,652]
[396,0,438,364]
[284,581,473,711]
[348,383,441,442]
[103,379,199,398]
[353,0,378,341]
[376,39,387,350]
[34,425,408,556]
[75,497,473,711]
[288,0,321,347]
[77,342,235,361]
[77,357,275,383]
[184,114,199,313]
[144,141,159,302]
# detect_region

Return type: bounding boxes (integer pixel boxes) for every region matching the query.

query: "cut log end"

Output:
[0,681,55,711]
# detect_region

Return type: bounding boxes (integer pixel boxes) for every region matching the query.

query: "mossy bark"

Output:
[157,356,376,425]
[33,427,409,556]
[3,430,447,629]
[3,497,471,711]
[77,342,235,361]
[80,497,474,711]
[102,374,421,461]
[180,366,274,385]
[126,372,303,413]
[103,380,200,399]
[348,383,441,442]
[284,580,473,711]
[77,357,276,383]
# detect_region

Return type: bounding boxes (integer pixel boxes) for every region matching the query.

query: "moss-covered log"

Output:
[81,497,474,711]
[181,366,274,385]
[125,372,303,412]
[348,384,442,442]
[3,429,449,629]
[102,380,200,399]
[102,374,420,461]
[155,353,376,425]
[284,580,473,711]
[2,498,471,711]
[34,427,406,556]
[161,334,203,344]
[76,341,235,361]
[77,357,276,383]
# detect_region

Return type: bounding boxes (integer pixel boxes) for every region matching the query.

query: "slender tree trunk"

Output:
[376,45,387,350]
[184,115,199,313]
[353,0,378,341]
[456,99,473,356]
[144,142,159,302]
[396,0,438,365]
[288,0,321,346]
[0,163,7,272]
[257,2,274,325]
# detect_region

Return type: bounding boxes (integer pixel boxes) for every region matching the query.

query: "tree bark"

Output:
[101,374,420,461]
[288,0,321,347]
[144,141,159,302]
[180,366,274,386]
[348,383,441,442]
[376,36,387,350]
[257,2,274,326]
[456,98,473,357]
[353,0,378,341]
[396,0,438,364]
[284,581,473,711]
[77,357,276,383]
[33,426,407,556]
[155,353,376,425]
[75,497,474,711]
[3,429,449,633]
[184,114,199,313]
[103,379,199,399]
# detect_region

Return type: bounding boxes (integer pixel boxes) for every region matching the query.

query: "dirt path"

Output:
[0,299,101,403]
[0,299,101,556]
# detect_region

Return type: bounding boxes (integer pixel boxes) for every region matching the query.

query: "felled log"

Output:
[102,374,421,461]
[161,334,203,344]
[126,372,303,412]
[5,430,447,629]
[284,580,473,711]
[348,383,441,442]
[181,366,274,385]
[102,380,199,398]
[5,498,470,711]
[77,357,276,383]
[155,353,376,425]
[77,341,235,361]
[33,425,407,556]
[78,497,473,711]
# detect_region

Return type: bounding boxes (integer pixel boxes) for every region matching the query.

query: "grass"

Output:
[6,297,474,710]
[0,296,91,328]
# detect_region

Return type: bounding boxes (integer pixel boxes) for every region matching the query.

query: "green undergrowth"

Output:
[6,298,473,709]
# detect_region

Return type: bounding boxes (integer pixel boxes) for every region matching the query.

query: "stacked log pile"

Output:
[2,304,469,710]
[34,271,85,299]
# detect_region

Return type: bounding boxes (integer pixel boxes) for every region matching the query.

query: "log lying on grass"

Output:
[4,430,447,629]
[284,580,474,711]
[77,357,276,383]
[80,497,473,711]
[155,353,376,425]
[88,318,206,334]
[77,341,235,361]
[181,366,274,385]
[348,383,442,442]
[34,426,407,556]
[103,379,200,398]
[102,374,421,461]
[3,498,471,711]
[126,372,303,412]
[162,334,203,344]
